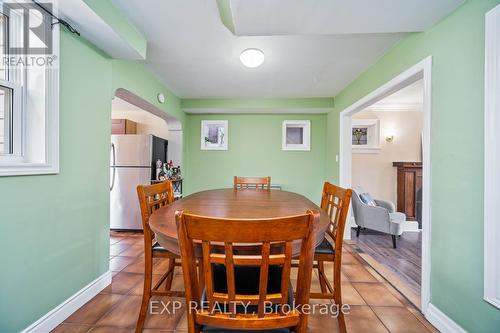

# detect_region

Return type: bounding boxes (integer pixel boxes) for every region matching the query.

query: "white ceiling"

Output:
[111,0,460,99]
[230,0,463,36]
[368,79,424,112]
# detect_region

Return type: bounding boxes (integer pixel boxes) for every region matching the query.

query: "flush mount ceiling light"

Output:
[240,48,265,68]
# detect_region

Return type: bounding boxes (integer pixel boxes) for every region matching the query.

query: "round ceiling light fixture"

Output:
[240,48,265,68]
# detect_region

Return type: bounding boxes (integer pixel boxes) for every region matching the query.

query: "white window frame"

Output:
[484,3,500,310]
[282,120,310,151]
[0,0,59,176]
[351,118,381,154]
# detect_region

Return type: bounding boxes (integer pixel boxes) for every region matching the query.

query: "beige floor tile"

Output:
[372,306,431,333]
[122,257,148,274]
[127,274,168,296]
[344,305,389,333]
[352,283,403,307]
[65,293,124,325]
[96,295,142,328]
[175,309,188,331]
[51,323,92,333]
[120,245,145,258]
[341,264,378,282]
[101,272,143,295]
[110,243,128,256]
[307,312,341,332]
[109,256,136,272]
[144,296,186,329]
[340,282,366,305]
[88,327,134,333]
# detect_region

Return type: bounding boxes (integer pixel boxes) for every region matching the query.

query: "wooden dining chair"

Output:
[312,182,352,332]
[135,182,184,333]
[234,176,271,190]
[176,210,318,333]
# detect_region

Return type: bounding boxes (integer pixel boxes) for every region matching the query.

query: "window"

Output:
[0,1,59,176]
[282,120,310,151]
[351,119,380,153]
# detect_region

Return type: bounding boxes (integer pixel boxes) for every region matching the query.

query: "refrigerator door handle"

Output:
[110,143,116,191]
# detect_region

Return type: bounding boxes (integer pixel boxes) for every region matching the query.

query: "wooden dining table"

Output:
[149,188,331,256]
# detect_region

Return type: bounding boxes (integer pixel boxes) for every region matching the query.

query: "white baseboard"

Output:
[21,270,112,333]
[425,303,467,333]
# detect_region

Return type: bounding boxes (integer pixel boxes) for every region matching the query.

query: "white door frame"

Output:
[339,56,432,314]
[484,4,500,310]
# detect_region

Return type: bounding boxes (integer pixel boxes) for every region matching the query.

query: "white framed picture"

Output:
[201,120,228,150]
[282,120,311,151]
[351,119,380,153]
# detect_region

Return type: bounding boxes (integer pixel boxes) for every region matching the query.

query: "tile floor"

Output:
[52,232,438,333]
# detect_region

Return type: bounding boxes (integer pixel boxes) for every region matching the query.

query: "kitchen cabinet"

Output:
[112,119,137,134]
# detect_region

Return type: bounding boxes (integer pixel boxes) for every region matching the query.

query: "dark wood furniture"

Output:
[393,162,422,224]
[176,209,318,333]
[112,118,137,134]
[135,182,183,333]
[234,176,271,190]
[149,189,331,257]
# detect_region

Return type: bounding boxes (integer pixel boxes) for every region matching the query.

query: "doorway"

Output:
[339,57,432,314]
[109,88,183,231]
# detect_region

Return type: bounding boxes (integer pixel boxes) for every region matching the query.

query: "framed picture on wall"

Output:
[351,119,380,153]
[282,120,311,151]
[201,120,228,150]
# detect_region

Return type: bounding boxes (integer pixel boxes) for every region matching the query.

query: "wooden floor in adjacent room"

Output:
[349,228,422,298]
[52,231,434,333]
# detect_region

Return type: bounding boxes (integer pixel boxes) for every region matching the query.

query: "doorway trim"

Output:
[338,56,432,314]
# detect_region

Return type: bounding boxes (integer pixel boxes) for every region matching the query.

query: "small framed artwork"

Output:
[351,119,380,153]
[201,120,228,150]
[282,120,311,151]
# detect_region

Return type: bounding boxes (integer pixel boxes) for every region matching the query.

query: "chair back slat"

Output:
[257,242,271,318]
[320,182,352,252]
[224,243,237,317]
[137,181,175,241]
[234,176,271,190]
[202,240,215,313]
[176,210,318,331]
[280,241,293,306]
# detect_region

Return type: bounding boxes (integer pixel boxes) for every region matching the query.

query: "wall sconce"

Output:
[385,135,394,142]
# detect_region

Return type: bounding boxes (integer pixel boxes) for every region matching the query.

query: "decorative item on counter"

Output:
[158,163,168,181]
[155,159,163,180]
[171,166,181,179]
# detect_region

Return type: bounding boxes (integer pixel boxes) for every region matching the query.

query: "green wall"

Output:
[185,114,326,203]
[0,29,186,332]
[0,31,112,332]
[326,0,500,331]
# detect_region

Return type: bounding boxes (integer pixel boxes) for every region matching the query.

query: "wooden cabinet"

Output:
[393,162,422,225]
[112,119,137,134]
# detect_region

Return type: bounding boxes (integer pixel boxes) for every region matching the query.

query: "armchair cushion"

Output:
[374,199,396,213]
[359,192,377,206]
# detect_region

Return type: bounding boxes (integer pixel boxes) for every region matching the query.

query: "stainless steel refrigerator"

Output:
[110,134,168,230]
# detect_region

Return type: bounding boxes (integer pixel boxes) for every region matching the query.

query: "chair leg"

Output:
[338,311,347,333]
[356,226,361,237]
[317,260,327,293]
[333,259,346,333]
[136,255,153,333]
[164,257,176,291]
[392,235,397,249]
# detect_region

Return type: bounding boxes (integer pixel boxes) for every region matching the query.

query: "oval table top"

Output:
[149,188,330,256]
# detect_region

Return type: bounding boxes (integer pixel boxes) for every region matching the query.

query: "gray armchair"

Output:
[351,187,405,248]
